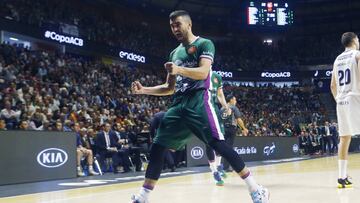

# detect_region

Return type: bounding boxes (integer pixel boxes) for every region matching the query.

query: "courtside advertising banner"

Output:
[0,131,76,185]
[186,136,300,167]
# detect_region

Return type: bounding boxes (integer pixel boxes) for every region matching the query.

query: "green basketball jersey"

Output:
[210,71,223,104]
[168,37,215,96]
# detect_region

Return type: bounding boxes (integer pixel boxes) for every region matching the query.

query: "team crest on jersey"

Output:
[187,46,197,54]
[213,77,218,84]
[174,60,183,66]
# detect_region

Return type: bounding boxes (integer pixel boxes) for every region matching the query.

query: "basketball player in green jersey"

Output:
[206,71,229,186]
[130,10,269,203]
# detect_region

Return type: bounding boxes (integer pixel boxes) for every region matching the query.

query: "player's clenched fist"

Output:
[131,81,144,94]
[164,62,180,75]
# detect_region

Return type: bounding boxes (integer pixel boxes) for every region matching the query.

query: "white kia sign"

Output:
[44,31,84,47]
[190,146,204,160]
[37,148,68,168]
[119,51,146,63]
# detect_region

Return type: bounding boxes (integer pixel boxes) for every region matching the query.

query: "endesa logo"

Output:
[214,71,233,78]
[37,148,68,168]
[44,31,83,47]
[261,72,291,78]
[119,51,146,63]
[326,70,332,77]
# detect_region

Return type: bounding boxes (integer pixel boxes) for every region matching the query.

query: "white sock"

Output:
[77,166,81,171]
[338,160,348,179]
[139,186,152,199]
[215,155,222,168]
[209,161,217,173]
[242,171,260,192]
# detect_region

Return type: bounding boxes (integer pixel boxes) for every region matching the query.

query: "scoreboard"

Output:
[247,1,294,26]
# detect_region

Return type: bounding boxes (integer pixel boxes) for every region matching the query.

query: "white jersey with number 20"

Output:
[333,49,360,136]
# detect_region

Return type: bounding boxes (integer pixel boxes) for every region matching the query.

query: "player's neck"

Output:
[182,33,197,46]
[345,45,357,51]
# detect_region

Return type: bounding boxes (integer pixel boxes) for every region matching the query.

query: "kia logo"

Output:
[37,148,68,168]
[292,144,299,153]
[191,146,204,159]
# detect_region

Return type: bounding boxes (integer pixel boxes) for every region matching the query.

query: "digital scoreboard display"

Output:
[247,1,294,26]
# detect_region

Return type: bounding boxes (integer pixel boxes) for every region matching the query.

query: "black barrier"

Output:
[349,137,360,152]
[186,136,300,167]
[0,131,76,185]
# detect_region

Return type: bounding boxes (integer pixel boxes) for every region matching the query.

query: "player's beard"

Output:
[175,29,188,42]
[174,32,184,42]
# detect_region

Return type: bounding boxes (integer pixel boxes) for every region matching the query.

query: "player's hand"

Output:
[109,147,118,152]
[242,128,249,136]
[131,81,144,94]
[164,62,180,75]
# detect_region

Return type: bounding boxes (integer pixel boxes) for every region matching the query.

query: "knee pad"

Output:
[145,144,166,180]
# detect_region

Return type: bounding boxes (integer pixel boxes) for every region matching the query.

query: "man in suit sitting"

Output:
[115,124,142,172]
[96,122,131,173]
[298,131,309,155]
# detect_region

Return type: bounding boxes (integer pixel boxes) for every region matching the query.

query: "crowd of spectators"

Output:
[298,121,338,155]
[0,0,350,71]
[0,43,168,132]
[223,85,326,137]
[0,43,328,137]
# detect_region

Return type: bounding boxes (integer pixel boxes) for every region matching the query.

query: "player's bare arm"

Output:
[164,57,211,80]
[237,118,249,136]
[131,74,176,96]
[330,68,337,100]
[217,87,231,115]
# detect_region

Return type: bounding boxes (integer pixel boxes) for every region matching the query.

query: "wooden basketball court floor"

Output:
[1,154,359,203]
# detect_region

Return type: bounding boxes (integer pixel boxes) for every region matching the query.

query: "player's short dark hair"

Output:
[226,94,235,103]
[169,10,191,21]
[341,32,358,47]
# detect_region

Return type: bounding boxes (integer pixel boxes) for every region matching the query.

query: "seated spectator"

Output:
[54,121,63,131]
[87,128,97,155]
[308,131,321,154]
[298,131,309,155]
[96,122,131,173]
[74,123,99,176]
[19,120,30,130]
[116,125,142,172]
[0,118,7,130]
[63,120,73,132]
[1,100,20,129]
